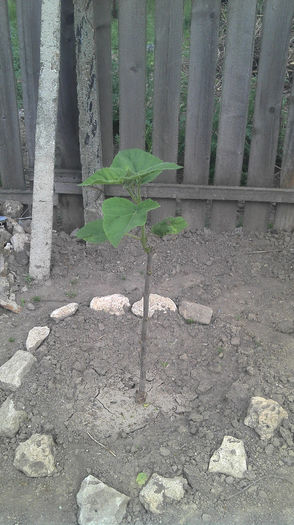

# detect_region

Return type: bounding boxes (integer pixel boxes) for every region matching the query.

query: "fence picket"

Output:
[243,0,294,232]
[94,0,113,166]
[0,0,24,189]
[119,0,146,150]
[151,0,183,222]
[16,0,41,170]
[211,0,257,232]
[182,0,220,230]
[274,80,294,231]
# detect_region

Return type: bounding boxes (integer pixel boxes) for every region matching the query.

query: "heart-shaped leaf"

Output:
[112,149,181,184]
[79,167,126,186]
[151,216,188,237]
[76,219,108,244]
[103,197,160,247]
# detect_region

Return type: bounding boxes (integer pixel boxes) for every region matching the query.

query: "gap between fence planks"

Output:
[119,0,146,150]
[16,0,41,170]
[182,0,220,230]
[243,0,294,232]
[29,0,61,280]
[211,0,257,232]
[151,0,183,224]
[0,0,24,190]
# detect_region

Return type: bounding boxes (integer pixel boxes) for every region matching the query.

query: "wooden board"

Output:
[274,80,294,231]
[119,0,146,149]
[0,0,24,189]
[93,0,113,166]
[151,0,183,223]
[243,0,294,231]
[211,0,257,232]
[16,0,41,170]
[182,0,221,230]
[55,0,80,170]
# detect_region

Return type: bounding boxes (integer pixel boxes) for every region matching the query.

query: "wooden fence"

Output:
[1,0,294,232]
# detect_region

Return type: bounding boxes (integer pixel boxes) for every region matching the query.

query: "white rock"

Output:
[10,233,29,252]
[0,253,7,276]
[0,276,9,297]
[77,475,130,525]
[1,200,24,219]
[26,326,50,351]
[208,436,247,479]
[179,300,213,325]
[139,473,186,514]
[13,434,55,477]
[131,294,177,318]
[0,397,26,437]
[0,350,36,391]
[50,302,79,320]
[244,396,288,440]
[90,294,130,316]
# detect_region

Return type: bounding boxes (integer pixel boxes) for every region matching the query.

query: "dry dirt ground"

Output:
[0,228,294,525]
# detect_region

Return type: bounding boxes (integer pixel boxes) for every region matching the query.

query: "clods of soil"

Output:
[0,228,294,525]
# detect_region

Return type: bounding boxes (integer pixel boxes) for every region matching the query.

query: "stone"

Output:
[139,473,186,514]
[26,326,50,351]
[0,253,7,276]
[0,228,12,249]
[179,300,213,325]
[0,350,36,391]
[231,337,240,346]
[10,233,29,252]
[0,297,22,313]
[77,474,130,525]
[0,276,9,297]
[1,200,24,219]
[244,396,288,440]
[90,294,130,316]
[208,436,247,479]
[50,302,79,320]
[6,216,25,235]
[13,434,55,477]
[131,294,177,318]
[0,397,27,437]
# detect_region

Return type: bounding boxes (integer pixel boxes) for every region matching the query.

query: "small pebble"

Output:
[160,446,171,457]
[265,444,274,456]
[26,302,35,311]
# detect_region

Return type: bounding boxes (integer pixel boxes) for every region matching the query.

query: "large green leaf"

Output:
[102,197,160,247]
[151,216,188,238]
[76,219,108,244]
[79,167,126,186]
[112,149,181,184]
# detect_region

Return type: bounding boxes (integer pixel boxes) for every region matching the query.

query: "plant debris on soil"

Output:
[0,228,294,525]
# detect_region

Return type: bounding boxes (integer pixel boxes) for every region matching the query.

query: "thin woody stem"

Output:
[136,248,153,403]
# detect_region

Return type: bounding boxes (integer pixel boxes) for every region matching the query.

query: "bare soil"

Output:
[0,228,294,525]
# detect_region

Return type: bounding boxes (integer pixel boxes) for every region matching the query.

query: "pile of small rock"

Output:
[0,200,31,313]
[0,291,291,524]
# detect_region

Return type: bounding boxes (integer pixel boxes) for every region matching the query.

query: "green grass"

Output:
[32,295,41,303]
[8,337,15,343]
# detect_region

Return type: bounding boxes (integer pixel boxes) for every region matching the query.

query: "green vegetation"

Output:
[136,472,148,487]
[8,337,15,343]
[32,295,41,303]
[77,149,187,402]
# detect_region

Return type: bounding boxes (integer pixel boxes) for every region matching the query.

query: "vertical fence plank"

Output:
[16,0,41,170]
[243,0,294,232]
[94,0,113,166]
[73,0,104,224]
[55,0,80,170]
[151,0,183,222]
[0,0,24,189]
[182,0,220,230]
[274,80,294,231]
[119,0,146,150]
[211,0,257,232]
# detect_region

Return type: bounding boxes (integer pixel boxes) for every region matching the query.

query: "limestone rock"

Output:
[0,228,11,249]
[0,397,27,437]
[131,294,177,318]
[90,294,130,316]
[0,253,7,276]
[179,300,213,325]
[0,350,36,391]
[77,475,130,525]
[10,233,29,252]
[0,297,22,313]
[26,326,50,351]
[50,302,79,320]
[1,200,24,219]
[208,436,247,479]
[13,434,55,477]
[244,396,288,440]
[0,276,9,297]
[139,473,186,514]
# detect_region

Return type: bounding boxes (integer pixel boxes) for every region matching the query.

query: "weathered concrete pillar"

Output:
[29,0,61,279]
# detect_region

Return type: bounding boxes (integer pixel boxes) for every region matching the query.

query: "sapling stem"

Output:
[136,247,153,403]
